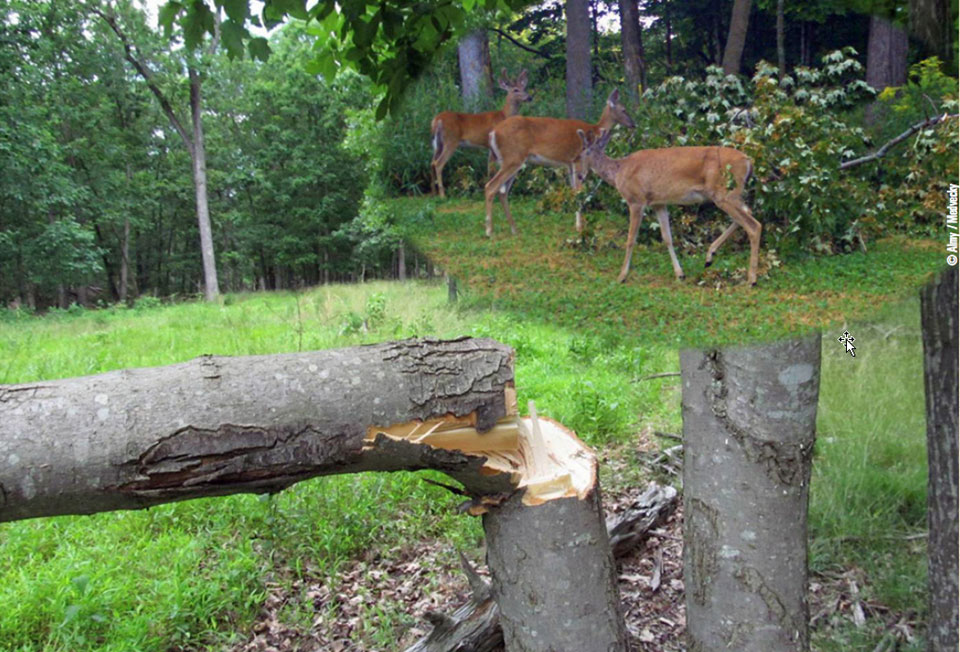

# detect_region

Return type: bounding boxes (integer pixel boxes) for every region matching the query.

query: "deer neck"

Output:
[502,94,522,118]
[591,154,621,187]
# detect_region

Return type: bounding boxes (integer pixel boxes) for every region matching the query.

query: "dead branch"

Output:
[840,113,959,170]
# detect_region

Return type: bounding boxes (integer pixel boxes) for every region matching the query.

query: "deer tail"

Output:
[431,120,443,162]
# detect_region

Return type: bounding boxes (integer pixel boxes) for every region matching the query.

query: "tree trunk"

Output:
[681,335,821,652]
[457,29,493,108]
[664,1,673,73]
[565,0,593,119]
[909,0,951,66]
[866,16,908,91]
[721,0,753,75]
[407,482,678,651]
[484,480,627,651]
[189,67,219,302]
[120,215,130,304]
[777,0,786,77]
[921,267,959,651]
[618,0,647,101]
[398,242,407,281]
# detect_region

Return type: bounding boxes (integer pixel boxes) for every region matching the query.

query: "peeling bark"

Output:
[921,267,959,651]
[681,335,820,652]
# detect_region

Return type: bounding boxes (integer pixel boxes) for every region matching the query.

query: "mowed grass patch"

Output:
[401,196,940,348]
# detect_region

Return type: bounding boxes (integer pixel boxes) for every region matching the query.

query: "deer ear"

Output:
[607,88,619,107]
[517,69,528,87]
[599,128,613,149]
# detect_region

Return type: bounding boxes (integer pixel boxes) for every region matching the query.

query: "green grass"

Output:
[0,278,930,649]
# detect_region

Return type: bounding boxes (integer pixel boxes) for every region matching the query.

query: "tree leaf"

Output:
[220,19,247,60]
[247,36,272,61]
[218,0,249,23]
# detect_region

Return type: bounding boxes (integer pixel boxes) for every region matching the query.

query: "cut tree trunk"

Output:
[921,266,959,651]
[0,337,627,651]
[681,335,821,652]
[407,482,678,651]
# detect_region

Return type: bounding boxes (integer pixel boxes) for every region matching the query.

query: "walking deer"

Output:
[575,129,762,285]
[484,89,636,237]
[430,69,531,199]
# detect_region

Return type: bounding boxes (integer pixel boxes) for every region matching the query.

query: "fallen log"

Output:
[0,337,627,651]
[406,481,679,651]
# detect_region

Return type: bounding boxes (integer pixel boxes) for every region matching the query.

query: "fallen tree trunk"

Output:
[407,482,679,651]
[0,337,627,651]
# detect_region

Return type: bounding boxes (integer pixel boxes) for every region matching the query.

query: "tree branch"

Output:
[840,113,958,170]
[92,7,194,154]
[488,27,555,61]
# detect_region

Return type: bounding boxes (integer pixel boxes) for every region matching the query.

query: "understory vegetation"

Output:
[0,281,928,650]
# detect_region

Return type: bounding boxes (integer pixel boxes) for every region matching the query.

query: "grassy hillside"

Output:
[0,279,929,650]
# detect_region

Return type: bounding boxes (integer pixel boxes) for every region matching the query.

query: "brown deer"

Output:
[430,69,531,199]
[483,89,636,237]
[575,128,761,285]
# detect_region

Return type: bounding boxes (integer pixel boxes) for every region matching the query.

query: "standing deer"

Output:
[484,88,636,237]
[430,69,531,199]
[575,129,762,285]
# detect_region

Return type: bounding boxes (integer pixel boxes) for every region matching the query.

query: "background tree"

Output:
[618,0,647,101]
[93,1,224,301]
[458,29,494,107]
[565,0,592,118]
[721,0,753,74]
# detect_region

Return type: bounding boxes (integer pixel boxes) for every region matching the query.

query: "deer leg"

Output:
[714,198,762,285]
[617,203,646,283]
[485,164,521,238]
[498,173,519,236]
[432,141,459,200]
[705,223,739,267]
[654,206,684,281]
[568,163,584,233]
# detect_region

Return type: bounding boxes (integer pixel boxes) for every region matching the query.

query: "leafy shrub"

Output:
[619,49,955,256]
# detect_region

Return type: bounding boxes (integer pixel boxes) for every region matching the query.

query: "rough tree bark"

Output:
[909,0,952,68]
[776,0,786,77]
[681,335,821,652]
[0,338,627,651]
[618,0,647,102]
[866,16,908,92]
[721,0,753,75]
[565,0,593,119]
[920,266,959,651]
[458,29,493,108]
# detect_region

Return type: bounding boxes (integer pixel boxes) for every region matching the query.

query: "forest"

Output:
[0,0,957,651]
[0,0,956,309]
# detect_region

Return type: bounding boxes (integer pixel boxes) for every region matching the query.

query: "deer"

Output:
[430,69,531,199]
[483,88,636,238]
[575,128,762,286]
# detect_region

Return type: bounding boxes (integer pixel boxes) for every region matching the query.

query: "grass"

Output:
[0,276,930,649]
